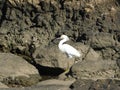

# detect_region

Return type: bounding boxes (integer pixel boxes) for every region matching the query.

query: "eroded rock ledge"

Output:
[0,0,120,89]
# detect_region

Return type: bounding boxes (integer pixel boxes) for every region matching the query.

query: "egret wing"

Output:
[63,44,80,57]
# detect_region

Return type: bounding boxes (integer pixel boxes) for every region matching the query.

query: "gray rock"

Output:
[35,79,75,86]
[0,53,41,86]
[71,59,118,79]
[71,79,120,90]
[33,43,100,70]
[30,85,70,90]
[0,79,75,90]
[0,0,120,89]
[0,82,8,88]
[31,79,75,90]
[92,33,116,49]
[0,53,39,79]
[74,43,100,61]
[33,45,75,70]
[1,79,119,90]
[5,86,70,90]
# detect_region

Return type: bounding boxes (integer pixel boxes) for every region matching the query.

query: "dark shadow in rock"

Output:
[35,64,65,76]
[116,0,120,5]
[76,33,88,42]
[31,59,65,76]
[0,0,7,27]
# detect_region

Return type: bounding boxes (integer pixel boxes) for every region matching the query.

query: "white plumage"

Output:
[58,35,81,58]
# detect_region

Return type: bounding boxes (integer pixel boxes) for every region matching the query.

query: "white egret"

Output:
[57,35,82,76]
[58,35,81,58]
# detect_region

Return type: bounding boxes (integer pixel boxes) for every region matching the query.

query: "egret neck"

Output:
[58,37,69,52]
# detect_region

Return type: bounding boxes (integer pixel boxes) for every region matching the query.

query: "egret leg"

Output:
[58,61,70,80]
[63,69,69,74]
[65,61,70,73]
[62,54,72,74]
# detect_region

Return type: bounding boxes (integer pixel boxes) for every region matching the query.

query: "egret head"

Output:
[60,35,69,40]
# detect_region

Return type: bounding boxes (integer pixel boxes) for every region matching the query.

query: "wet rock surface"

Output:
[0,0,120,89]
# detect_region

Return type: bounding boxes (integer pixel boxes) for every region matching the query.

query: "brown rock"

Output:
[33,45,75,69]
[71,59,118,79]
[0,82,8,88]
[0,53,41,86]
[70,79,120,90]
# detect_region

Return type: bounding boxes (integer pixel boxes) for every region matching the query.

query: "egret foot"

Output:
[64,68,70,74]
[58,68,70,80]
[59,60,73,80]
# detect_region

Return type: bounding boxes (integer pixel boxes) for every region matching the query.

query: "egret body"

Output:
[58,35,81,58]
[57,35,82,77]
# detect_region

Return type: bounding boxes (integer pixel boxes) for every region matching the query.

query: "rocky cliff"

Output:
[0,0,120,89]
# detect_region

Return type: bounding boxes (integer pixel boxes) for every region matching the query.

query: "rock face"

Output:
[36,79,75,86]
[71,60,119,79]
[0,0,119,60]
[0,53,41,87]
[0,82,8,88]
[33,79,75,90]
[33,43,100,69]
[0,0,120,88]
[70,79,120,90]
[33,45,75,69]
[0,53,38,78]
